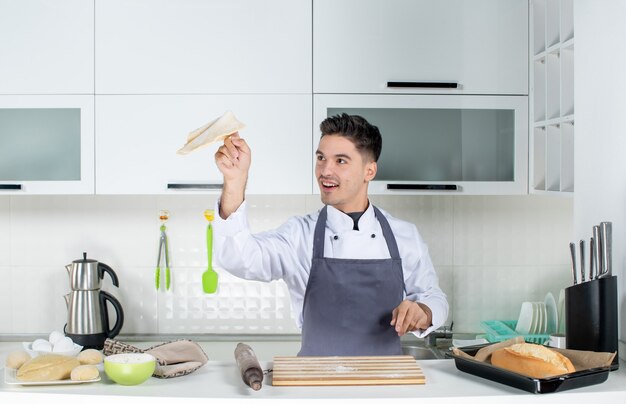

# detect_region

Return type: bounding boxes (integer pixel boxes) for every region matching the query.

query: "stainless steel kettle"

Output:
[64,252,124,349]
[65,252,119,290]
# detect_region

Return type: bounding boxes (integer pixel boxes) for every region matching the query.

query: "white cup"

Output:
[548,333,566,348]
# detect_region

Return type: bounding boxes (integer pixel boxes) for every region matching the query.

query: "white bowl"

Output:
[22,341,83,357]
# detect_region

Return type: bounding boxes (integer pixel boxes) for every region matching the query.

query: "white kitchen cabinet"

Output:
[313,0,528,95]
[0,0,94,94]
[314,94,528,195]
[0,95,95,194]
[96,95,312,194]
[530,0,574,194]
[95,0,311,94]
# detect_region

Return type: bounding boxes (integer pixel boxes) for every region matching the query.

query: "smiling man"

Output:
[213,113,448,356]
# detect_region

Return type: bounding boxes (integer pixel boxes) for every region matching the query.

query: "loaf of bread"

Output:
[5,350,31,369]
[491,343,576,378]
[71,365,100,381]
[16,354,80,381]
[78,349,103,365]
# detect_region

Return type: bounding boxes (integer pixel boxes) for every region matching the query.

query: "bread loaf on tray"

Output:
[491,343,576,378]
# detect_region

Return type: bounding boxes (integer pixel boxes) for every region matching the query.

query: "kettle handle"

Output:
[98,263,119,287]
[100,290,124,339]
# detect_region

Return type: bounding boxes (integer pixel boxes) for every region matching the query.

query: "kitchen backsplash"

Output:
[0,194,572,335]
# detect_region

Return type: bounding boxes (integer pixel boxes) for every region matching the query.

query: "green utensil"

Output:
[202,210,218,293]
[156,211,171,291]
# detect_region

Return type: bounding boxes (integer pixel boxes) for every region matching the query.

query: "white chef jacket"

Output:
[213,200,449,338]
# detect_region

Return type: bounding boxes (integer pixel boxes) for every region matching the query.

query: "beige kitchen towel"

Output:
[103,338,209,379]
[177,110,245,155]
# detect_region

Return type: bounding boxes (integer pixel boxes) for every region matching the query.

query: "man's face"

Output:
[315,134,377,212]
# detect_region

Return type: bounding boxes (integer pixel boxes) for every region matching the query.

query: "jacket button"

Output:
[333,235,339,240]
[371,234,376,238]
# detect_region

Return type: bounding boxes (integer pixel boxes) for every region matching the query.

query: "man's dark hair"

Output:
[319,113,382,162]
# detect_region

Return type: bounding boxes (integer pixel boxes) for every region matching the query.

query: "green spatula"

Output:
[202,209,218,293]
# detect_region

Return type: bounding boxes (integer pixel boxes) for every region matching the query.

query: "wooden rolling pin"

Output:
[234,343,263,391]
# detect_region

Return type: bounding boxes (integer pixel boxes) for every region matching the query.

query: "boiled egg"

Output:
[48,330,64,345]
[31,338,52,352]
[52,336,75,353]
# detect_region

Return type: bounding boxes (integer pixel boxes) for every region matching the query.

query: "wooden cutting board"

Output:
[272,355,425,386]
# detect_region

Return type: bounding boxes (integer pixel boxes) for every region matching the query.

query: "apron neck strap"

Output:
[373,206,401,260]
[312,206,328,259]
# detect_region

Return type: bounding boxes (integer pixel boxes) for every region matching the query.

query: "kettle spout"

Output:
[63,293,71,309]
[65,264,72,275]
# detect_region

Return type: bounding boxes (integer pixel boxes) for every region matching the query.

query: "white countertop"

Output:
[1,340,625,404]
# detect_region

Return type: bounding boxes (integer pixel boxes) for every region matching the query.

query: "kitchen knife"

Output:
[589,237,596,280]
[579,240,585,282]
[599,222,612,278]
[569,242,578,285]
[593,225,602,280]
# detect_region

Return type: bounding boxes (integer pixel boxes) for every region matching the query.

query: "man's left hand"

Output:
[390,300,432,336]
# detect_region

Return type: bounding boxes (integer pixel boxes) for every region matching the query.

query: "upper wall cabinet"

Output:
[0,0,94,94]
[95,0,312,94]
[313,0,528,95]
[96,95,312,194]
[0,95,95,194]
[314,94,528,195]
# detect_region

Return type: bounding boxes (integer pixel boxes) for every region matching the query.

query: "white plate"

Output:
[515,301,534,334]
[528,302,538,334]
[557,289,566,334]
[537,302,547,334]
[3,367,100,386]
[544,292,558,334]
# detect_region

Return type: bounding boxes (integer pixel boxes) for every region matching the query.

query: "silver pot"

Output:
[65,252,119,290]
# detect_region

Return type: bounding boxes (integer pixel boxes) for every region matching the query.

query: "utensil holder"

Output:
[565,276,619,369]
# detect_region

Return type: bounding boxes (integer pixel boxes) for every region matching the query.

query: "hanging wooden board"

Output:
[272,355,425,386]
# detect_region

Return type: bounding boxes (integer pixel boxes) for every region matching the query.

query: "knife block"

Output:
[565,276,619,369]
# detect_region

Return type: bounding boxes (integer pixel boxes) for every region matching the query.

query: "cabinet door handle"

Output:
[0,184,22,190]
[387,81,458,89]
[387,184,458,191]
[167,183,223,190]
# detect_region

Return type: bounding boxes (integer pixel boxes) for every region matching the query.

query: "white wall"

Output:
[575,0,626,359]
[0,194,572,336]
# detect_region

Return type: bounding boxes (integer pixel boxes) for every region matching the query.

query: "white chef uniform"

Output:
[213,200,449,338]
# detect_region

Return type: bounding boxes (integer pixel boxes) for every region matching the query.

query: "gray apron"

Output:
[298,205,405,356]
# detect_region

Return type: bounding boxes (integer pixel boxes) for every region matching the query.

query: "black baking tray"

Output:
[446,344,611,394]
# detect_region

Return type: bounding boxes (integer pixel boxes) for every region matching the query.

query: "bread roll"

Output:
[5,350,31,369]
[71,365,99,381]
[16,354,80,381]
[491,343,576,378]
[78,349,103,365]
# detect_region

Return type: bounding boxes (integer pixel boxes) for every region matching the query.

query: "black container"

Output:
[447,345,611,394]
[565,275,619,369]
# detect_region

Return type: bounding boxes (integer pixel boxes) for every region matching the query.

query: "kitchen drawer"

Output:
[314,0,528,95]
[96,94,312,195]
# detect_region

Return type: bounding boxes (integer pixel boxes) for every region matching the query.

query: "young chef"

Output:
[213,113,448,356]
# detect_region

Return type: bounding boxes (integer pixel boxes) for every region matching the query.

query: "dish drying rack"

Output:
[480,320,550,345]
